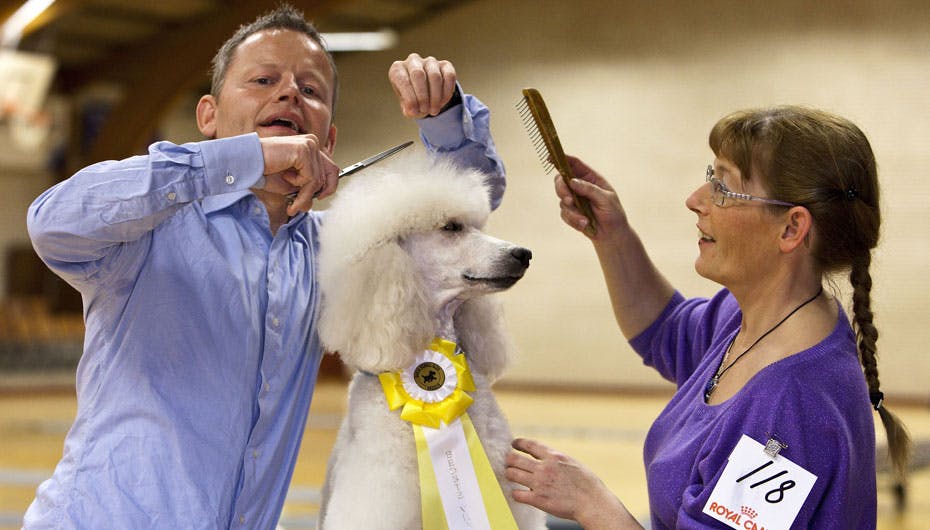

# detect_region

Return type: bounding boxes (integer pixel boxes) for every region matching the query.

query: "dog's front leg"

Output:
[319,374,425,529]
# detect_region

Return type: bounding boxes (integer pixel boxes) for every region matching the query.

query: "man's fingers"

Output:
[315,154,340,199]
[388,62,416,117]
[389,58,423,118]
[389,53,456,118]
[439,61,456,109]
[423,58,456,115]
[403,54,430,117]
[258,134,341,215]
[424,59,444,115]
[422,58,456,115]
[287,151,339,215]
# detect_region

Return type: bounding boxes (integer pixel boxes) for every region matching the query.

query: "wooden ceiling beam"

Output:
[0,0,26,22]
[85,0,343,165]
[4,0,85,41]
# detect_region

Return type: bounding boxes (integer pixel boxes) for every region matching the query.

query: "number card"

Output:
[703,434,817,530]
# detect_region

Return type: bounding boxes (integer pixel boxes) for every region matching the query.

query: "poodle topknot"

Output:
[318,150,492,266]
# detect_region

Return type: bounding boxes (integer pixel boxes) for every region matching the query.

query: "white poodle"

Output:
[316,150,545,529]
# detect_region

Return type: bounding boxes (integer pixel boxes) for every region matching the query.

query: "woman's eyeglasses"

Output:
[705,165,797,208]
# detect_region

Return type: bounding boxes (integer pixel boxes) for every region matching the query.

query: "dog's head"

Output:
[318,150,529,378]
[398,219,532,303]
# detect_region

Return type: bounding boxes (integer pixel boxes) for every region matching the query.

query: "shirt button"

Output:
[252,450,259,459]
[264,382,271,392]
[226,174,236,185]
[272,317,280,327]
[166,191,176,201]
[239,515,245,524]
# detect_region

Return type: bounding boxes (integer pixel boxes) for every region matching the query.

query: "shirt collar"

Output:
[201,189,310,230]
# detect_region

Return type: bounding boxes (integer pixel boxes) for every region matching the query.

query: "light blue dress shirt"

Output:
[23,94,503,529]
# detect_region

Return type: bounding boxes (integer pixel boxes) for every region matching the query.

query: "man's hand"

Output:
[389,53,458,119]
[259,134,339,215]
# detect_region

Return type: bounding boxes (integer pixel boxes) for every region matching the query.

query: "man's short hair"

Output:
[209,3,339,115]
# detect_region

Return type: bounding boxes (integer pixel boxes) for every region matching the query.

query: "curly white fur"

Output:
[316,149,545,529]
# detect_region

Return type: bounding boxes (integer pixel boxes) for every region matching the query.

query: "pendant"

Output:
[703,374,719,403]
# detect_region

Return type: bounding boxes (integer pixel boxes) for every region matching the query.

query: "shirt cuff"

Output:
[416,84,467,150]
[198,133,265,194]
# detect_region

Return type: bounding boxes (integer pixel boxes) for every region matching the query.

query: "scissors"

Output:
[285,140,414,202]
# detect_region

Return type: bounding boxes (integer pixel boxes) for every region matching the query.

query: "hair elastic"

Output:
[846,187,859,201]
[869,390,884,410]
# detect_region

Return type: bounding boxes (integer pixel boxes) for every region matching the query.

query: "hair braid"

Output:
[851,256,911,504]
[850,256,877,385]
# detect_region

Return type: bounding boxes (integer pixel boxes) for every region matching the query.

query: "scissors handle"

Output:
[284,140,413,201]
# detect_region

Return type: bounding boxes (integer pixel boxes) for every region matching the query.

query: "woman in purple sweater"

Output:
[505,107,910,529]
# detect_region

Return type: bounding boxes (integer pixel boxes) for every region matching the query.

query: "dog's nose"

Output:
[511,247,532,268]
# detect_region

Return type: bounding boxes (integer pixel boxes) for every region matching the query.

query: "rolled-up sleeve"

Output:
[416,85,505,210]
[27,133,264,284]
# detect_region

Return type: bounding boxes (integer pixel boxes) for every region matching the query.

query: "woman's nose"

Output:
[685,182,710,214]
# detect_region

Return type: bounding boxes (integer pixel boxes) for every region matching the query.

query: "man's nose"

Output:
[276,75,300,101]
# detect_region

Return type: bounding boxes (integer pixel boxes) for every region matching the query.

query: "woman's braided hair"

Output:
[709,106,910,492]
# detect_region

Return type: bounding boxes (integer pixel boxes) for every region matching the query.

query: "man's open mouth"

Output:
[261,118,303,134]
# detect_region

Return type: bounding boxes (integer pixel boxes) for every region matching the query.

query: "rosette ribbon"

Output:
[379,337,518,530]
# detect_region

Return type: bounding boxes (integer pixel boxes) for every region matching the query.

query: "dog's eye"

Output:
[441,221,463,232]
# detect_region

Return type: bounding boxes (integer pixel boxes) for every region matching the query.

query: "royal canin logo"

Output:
[708,501,767,529]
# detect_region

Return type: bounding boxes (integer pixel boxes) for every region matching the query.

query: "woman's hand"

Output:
[505,438,643,530]
[556,156,630,243]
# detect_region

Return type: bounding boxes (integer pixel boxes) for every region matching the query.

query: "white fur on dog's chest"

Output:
[320,371,543,529]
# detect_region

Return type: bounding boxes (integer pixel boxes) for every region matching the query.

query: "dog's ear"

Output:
[453,296,513,381]
[319,241,434,372]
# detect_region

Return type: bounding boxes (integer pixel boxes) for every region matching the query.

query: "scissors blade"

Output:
[338,140,414,178]
[285,140,414,200]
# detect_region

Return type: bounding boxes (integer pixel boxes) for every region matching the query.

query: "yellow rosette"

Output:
[379,337,518,530]
[379,337,475,429]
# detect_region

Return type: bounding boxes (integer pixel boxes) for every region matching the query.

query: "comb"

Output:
[517,88,597,236]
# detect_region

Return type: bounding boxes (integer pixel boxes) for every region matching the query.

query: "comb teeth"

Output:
[516,97,556,174]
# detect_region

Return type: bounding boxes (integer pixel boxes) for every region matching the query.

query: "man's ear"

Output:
[196,95,217,139]
[324,122,337,155]
[779,206,813,253]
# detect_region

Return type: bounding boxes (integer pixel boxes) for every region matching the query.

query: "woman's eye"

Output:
[301,86,316,97]
[442,221,463,232]
[255,77,271,85]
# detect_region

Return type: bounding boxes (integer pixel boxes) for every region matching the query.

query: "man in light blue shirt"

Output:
[24,4,503,529]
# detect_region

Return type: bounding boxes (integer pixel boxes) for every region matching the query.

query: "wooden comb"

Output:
[517,88,597,236]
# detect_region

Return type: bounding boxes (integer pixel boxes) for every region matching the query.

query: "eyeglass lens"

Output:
[706,165,726,206]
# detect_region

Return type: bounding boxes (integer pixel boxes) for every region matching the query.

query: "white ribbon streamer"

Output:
[421,418,492,530]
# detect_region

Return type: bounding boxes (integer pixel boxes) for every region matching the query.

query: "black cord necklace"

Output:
[703,286,823,403]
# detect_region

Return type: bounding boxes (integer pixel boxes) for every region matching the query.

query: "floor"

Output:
[1,376,928,529]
